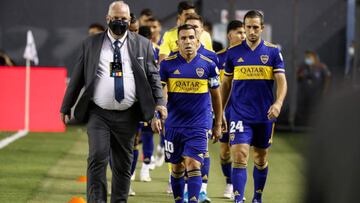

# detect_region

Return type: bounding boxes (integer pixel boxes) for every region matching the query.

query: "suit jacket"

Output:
[60,31,164,123]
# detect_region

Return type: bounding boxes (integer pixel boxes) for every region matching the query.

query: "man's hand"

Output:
[60,113,71,125]
[151,117,162,134]
[267,101,282,120]
[155,105,168,120]
[211,124,222,144]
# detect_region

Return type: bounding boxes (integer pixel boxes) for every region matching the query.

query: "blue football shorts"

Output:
[228,120,275,148]
[164,127,208,164]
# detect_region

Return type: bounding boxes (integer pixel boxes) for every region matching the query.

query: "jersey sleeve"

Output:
[159,60,168,86]
[273,48,285,74]
[159,31,171,56]
[208,62,220,89]
[224,50,235,76]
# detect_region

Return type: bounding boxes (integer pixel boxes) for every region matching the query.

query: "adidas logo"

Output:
[237,57,244,62]
[174,196,182,201]
[173,69,181,74]
[256,189,263,194]
[190,196,197,201]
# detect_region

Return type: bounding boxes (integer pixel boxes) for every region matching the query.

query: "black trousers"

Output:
[86,103,141,203]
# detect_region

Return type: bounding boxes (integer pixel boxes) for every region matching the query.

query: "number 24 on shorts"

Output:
[229,121,244,133]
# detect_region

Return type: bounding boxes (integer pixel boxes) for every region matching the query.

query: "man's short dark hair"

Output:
[227,20,244,33]
[140,8,153,17]
[184,13,203,24]
[88,23,105,32]
[146,17,160,23]
[177,24,197,36]
[244,10,264,25]
[177,1,195,15]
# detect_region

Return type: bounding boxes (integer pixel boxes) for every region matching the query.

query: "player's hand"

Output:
[267,102,282,120]
[211,124,222,144]
[60,113,71,125]
[151,109,164,134]
[221,114,228,133]
[151,117,162,133]
[155,105,168,120]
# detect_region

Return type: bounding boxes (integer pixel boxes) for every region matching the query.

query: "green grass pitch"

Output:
[0,127,305,203]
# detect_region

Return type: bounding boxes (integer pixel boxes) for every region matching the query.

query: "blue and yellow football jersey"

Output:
[225,40,285,123]
[169,44,220,129]
[160,52,220,128]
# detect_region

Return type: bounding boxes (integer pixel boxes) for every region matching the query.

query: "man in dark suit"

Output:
[60,1,166,203]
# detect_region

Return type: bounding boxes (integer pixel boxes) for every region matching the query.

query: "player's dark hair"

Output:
[140,8,153,17]
[177,24,197,36]
[244,10,264,25]
[227,20,244,33]
[177,1,195,15]
[146,17,160,23]
[88,23,105,32]
[184,13,203,24]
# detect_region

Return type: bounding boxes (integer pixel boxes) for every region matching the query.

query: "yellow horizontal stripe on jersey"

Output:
[234,65,274,80]
[168,78,208,94]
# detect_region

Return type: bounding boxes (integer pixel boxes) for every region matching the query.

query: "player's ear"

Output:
[227,32,231,42]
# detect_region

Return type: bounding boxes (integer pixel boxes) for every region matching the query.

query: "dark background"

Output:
[0,0,358,127]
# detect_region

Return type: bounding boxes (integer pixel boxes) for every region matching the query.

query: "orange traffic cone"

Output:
[68,197,86,203]
[77,176,87,183]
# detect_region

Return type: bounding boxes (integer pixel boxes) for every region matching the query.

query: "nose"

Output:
[249,28,255,35]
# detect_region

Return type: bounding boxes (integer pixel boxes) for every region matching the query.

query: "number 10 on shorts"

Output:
[164,140,174,153]
[229,120,244,133]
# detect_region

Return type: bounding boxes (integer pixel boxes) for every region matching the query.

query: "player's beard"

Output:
[248,35,259,43]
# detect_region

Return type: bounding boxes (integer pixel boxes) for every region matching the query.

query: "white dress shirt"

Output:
[93,30,136,110]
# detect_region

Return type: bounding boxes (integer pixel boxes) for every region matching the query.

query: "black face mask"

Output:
[108,19,128,36]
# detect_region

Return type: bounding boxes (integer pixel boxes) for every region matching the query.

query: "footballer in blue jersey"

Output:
[184,14,222,203]
[155,24,223,203]
[168,42,218,203]
[221,11,287,203]
[217,20,246,200]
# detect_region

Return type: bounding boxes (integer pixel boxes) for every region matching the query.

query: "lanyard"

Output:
[107,33,127,51]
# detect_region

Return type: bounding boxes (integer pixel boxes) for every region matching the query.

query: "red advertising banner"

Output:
[0,66,67,132]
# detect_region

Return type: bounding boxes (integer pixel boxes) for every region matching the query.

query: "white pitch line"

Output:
[0,130,28,149]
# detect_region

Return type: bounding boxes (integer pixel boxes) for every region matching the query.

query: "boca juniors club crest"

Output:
[260,55,269,64]
[196,68,205,77]
[165,152,171,159]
